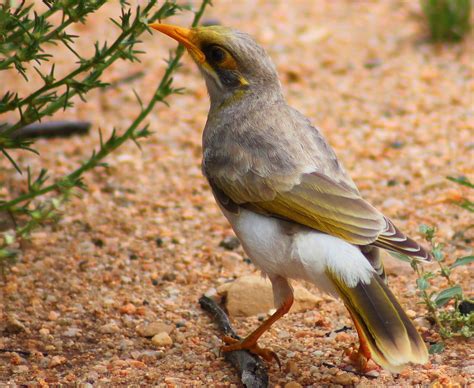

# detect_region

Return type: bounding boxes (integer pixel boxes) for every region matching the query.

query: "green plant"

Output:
[447,176,474,212]
[0,0,211,278]
[411,176,473,353]
[421,0,471,41]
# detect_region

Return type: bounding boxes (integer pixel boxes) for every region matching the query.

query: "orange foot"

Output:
[344,344,380,373]
[221,335,281,368]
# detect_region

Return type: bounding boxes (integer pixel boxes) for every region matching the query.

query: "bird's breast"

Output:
[219,205,304,278]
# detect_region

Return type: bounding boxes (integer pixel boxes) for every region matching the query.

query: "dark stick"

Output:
[324,325,352,337]
[2,121,91,140]
[0,348,33,357]
[0,348,49,357]
[199,295,269,388]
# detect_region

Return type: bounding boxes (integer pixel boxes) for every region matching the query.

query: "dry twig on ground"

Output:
[199,295,269,388]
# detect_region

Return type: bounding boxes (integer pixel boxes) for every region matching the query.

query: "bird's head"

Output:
[149,23,281,107]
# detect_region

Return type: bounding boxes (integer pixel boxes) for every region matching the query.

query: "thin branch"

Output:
[2,120,91,139]
[199,296,269,388]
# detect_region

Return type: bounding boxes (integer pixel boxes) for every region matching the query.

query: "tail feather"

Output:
[375,218,432,262]
[329,271,428,372]
[360,245,386,282]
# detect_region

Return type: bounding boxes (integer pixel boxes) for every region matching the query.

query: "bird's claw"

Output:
[220,335,281,369]
[343,343,379,373]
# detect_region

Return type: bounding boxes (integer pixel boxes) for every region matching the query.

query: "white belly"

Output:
[221,207,374,294]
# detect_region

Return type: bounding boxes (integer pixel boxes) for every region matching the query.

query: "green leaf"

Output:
[422,0,471,42]
[434,285,463,307]
[4,233,15,245]
[428,343,445,354]
[459,199,474,213]
[0,248,16,259]
[419,224,435,241]
[450,255,474,269]
[417,277,429,291]
[460,325,472,338]
[447,176,474,189]
[432,247,444,262]
[423,271,435,280]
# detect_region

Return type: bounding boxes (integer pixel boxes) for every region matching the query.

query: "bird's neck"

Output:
[208,82,284,116]
[203,83,286,158]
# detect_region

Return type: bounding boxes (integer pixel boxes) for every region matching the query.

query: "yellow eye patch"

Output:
[204,45,238,70]
[201,43,248,88]
[218,50,238,70]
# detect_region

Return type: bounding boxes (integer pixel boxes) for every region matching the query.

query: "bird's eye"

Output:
[208,45,226,63]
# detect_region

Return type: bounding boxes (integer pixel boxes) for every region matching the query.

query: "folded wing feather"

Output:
[211,170,431,261]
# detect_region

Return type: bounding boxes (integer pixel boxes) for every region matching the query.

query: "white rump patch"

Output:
[293,232,374,288]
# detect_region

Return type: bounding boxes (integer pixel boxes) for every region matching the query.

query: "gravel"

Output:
[0,0,472,386]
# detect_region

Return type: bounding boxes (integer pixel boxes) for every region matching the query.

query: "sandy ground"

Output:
[1,0,473,386]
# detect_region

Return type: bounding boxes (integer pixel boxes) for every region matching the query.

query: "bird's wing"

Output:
[210,170,431,260]
[205,105,431,260]
[211,170,385,245]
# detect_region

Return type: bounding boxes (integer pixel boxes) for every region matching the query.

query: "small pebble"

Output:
[204,287,217,298]
[286,360,299,375]
[15,365,29,374]
[219,236,240,250]
[119,303,136,315]
[332,372,353,385]
[310,366,320,375]
[39,357,50,368]
[86,371,99,383]
[49,355,66,368]
[335,332,352,342]
[64,327,80,337]
[284,382,302,388]
[4,317,26,334]
[220,252,243,270]
[463,365,474,375]
[9,352,23,365]
[48,311,60,321]
[433,354,443,364]
[414,317,431,329]
[119,339,134,350]
[100,322,120,334]
[390,140,404,149]
[366,369,380,378]
[137,322,174,337]
[151,332,173,347]
[279,330,291,339]
[162,272,177,281]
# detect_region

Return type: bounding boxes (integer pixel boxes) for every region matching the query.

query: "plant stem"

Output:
[0,0,211,211]
[413,262,444,330]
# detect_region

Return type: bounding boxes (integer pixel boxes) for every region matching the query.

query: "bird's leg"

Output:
[221,293,293,366]
[344,310,379,372]
[221,276,294,367]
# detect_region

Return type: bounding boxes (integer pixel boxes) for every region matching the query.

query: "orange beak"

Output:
[149,23,206,64]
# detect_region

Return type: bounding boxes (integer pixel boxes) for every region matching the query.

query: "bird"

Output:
[149,23,431,373]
